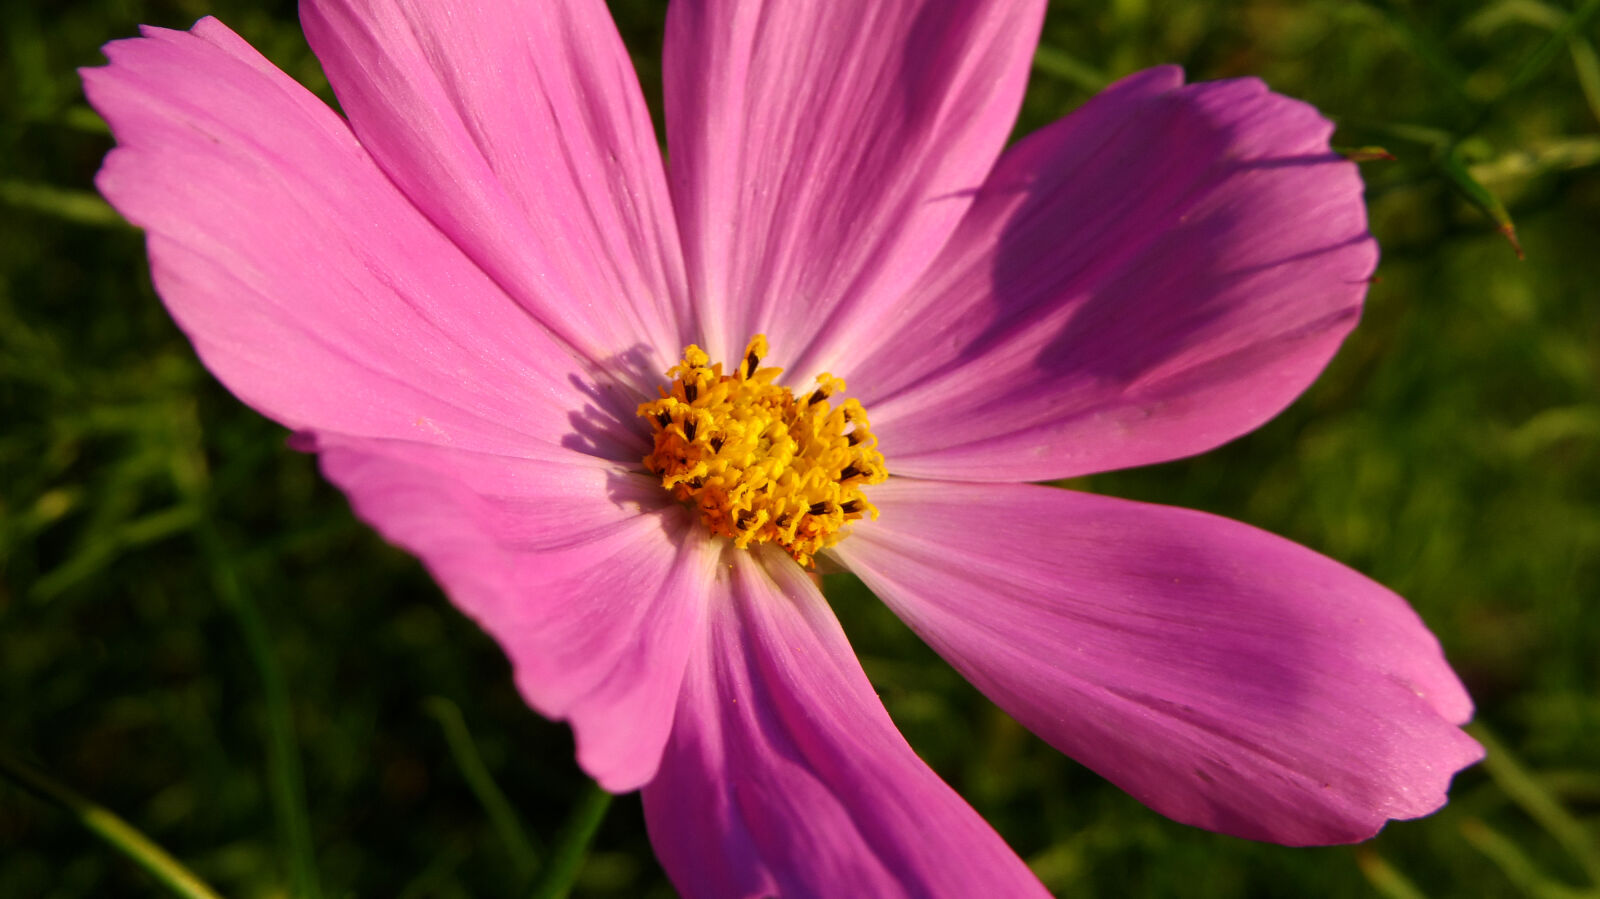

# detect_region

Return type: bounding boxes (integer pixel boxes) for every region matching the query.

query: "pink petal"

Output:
[849,68,1378,482]
[643,548,1049,899]
[832,479,1483,845]
[82,18,620,462]
[319,441,716,791]
[84,21,708,789]
[300,0,690,373]
[661,0,1047,373]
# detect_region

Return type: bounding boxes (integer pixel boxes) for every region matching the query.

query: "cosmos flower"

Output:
[83,2,1483,896]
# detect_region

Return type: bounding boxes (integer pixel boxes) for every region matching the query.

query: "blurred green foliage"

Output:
[3,1,1598,897]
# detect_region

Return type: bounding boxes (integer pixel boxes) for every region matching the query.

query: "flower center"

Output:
[638,335,888,568]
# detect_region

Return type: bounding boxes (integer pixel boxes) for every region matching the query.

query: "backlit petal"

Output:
[662,0,1046,373]
[642,547,1049,899]
[301,0,690,373]
[851,68,1377,481]
[833,479,1482,845]
[82,18,617,461]
[320,441,717,792]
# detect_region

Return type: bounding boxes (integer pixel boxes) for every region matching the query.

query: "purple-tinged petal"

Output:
[849,68,1378,482]
[643,547,1049,899]
[82,19,625,462]
[319,440,717,791]
[662,0,1047,373]
[833,479,1482,845]
[300,0,690,373]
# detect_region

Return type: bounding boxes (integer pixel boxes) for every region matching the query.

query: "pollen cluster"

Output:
[638,336,888,568]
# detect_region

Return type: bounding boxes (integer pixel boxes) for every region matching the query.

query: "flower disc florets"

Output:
[638,335,888,567]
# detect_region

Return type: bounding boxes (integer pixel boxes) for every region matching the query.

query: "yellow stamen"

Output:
[638,335,888,568]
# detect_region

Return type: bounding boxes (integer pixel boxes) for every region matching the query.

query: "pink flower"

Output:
[83,3,1483,896]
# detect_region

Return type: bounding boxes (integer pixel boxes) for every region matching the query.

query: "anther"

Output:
[637,336,886,567]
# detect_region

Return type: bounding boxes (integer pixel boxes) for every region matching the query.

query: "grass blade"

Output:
[0,750,225,899]
[1436,147,1524,258]
[1356,849,1432,899]
[424,696,538,876]
[1470,723,1600,887]
[1570,37,1600,126]
[525,780,612,899]
[0,181,126,228]
[1032,44,1106,92]
[197,525,323,899]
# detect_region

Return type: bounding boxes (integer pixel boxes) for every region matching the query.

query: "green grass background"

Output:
[3,0,1598,896]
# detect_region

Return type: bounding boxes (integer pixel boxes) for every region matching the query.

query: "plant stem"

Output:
[525,780,613,899]
[424,696,538,875]
[0,750,225,899]
[199,526,322,899]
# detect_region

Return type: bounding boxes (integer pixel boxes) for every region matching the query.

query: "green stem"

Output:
[1031,44,1106,92]
[525,780,613,899]
[199,525,322,899]
[0,179,127,228]
[0,750,225,899]
[1372,0,1476,111]
[169,394,319,897]
[423,697,538,875]
[1470,723,1600,887]
[1502,0,1600,99]
[1456,0,1600,142]
[1354,848,1431,899]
